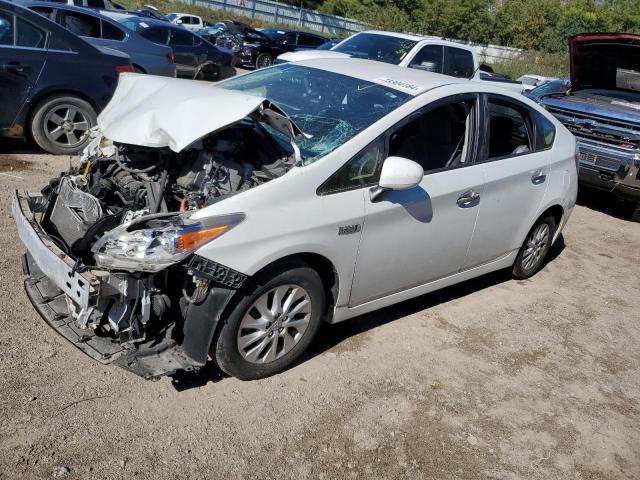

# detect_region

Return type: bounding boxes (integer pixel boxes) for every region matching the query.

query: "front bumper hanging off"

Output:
[13,190,234,379]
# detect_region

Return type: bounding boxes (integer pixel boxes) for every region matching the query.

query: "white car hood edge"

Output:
[97,73,303,153]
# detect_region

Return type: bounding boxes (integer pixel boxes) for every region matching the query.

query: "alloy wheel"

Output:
[256,55,272,69]
[43,105,90,148]
[521,223,550,271]
[237,284,312,364]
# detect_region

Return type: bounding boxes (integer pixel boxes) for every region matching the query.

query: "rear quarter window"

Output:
[101,20,124,41]
[535,112,556,149]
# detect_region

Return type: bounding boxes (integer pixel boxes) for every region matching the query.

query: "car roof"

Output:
[293,57,465,95]
[16,0,122,23]
[261,27,323,36]
[354,30,476,50]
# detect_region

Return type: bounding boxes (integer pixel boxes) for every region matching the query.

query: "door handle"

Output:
[1,62,24,73]
[457,189,480,208]
[531,169,546,185]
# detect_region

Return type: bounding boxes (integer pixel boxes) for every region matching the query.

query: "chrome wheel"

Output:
[44,105,90,147]
[237,284,312,364]
[521,223,550,271]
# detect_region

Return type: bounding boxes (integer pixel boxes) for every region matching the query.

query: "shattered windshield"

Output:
[217,64,412,163]
[332,33,417,65]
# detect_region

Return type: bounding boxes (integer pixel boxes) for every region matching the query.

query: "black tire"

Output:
[255,53,273,69]
[512,215,556,280]
[133,65,145,73]
[213,261,325,380]
[30,95,97,155]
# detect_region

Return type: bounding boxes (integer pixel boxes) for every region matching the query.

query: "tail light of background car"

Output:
[116,65,135,74]
[166,51,175,64]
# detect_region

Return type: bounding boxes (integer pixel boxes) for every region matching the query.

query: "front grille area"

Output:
[579,151,621,171]
[546,106,640,148]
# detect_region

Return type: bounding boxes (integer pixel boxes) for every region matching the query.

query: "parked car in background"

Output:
[518,74,559,92]
[541,33,640,221]
[0,0,133,154]
[524,76,569,100]
[32,0,116,9]
[275,31,523,93]
[14,59,577,381]
[117,16,235,80]
[197,20,248,52]
[167,12,203,31]
[238,28,327,68]
[19,0,176,76]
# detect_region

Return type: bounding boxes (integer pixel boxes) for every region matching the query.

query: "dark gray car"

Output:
[19,0,176,77]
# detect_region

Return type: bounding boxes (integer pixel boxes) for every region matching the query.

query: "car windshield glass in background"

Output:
[166,13,178,20]
[117,17,144,31]
[218,65,412,164]
[332,33,417,65]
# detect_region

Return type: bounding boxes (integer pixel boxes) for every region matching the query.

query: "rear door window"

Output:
[408,44,443,73]
[298,33,323,47]
[141,26,169,45]
[170,28,194,46]
[284,32,297,45]
[486,98,533,159]
[444,46,474,79]
[30,6,57,22]
[61,10,100,37]
[101,20,125,40]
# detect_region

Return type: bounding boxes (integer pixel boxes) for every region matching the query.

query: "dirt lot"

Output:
[0,143,639,480]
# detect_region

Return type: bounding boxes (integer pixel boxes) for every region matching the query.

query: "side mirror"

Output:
[370,156,423,202]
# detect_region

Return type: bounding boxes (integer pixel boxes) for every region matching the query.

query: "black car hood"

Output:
[570,33,640,92]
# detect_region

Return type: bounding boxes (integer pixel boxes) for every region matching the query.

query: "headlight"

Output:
[92,213,244,272]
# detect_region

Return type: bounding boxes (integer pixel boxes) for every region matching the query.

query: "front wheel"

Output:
[255,53,273,69]
[512,215,556,279]
[30,95,97,155]
[212,261,325,380]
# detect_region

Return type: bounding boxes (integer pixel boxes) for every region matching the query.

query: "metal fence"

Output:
[181,0,366,35]
[178,0,522,61]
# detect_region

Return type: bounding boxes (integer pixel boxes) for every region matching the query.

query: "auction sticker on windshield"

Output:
[373,78,425,95]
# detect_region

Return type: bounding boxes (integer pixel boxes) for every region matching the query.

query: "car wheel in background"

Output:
[133,66,145,73]
[632,203,640,223]
[212,261,325,380]
[511,215,556,279]
[255,53,273,69]
[30,95,97,155]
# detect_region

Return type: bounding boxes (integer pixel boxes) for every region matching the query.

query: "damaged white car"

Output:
[14,59,578,380]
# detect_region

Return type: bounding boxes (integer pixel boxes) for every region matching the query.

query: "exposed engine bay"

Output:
[17,120,295,378]
[43,120,294,261]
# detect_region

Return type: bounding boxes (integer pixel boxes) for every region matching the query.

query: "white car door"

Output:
[347,94,484,306]
[464,94,552,269]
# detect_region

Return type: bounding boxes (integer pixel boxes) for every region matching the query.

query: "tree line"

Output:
[286,0,640,53]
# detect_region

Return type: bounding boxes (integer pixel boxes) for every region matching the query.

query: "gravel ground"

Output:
[1,143,639,480]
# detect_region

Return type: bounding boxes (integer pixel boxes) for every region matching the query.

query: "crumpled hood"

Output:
[97,73,272,152]
[570,33,640,92]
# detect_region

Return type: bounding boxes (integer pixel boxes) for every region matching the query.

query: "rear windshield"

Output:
[333,33,417,65]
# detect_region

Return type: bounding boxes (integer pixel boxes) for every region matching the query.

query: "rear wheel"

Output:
[511,215,556,279]
[255,53,273,69]
[632,203,640,222]
[30,95,97,155]
[213,261,325,380]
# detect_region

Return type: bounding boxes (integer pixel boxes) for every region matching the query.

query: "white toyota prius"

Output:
[13,59,577,380]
